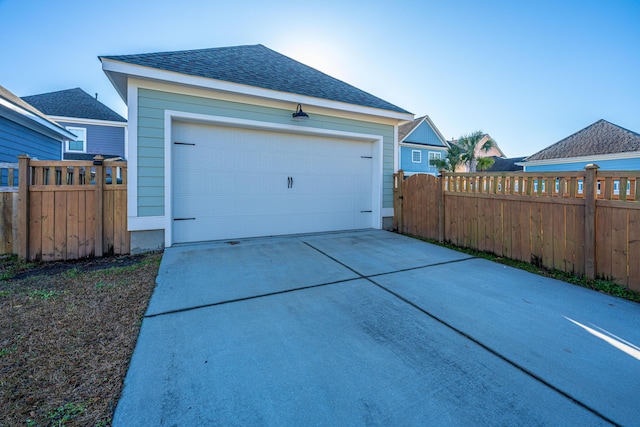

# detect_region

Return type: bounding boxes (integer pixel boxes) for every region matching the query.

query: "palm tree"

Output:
[476,156,495,172]
[429,144,463,173]
[456,130,496,172]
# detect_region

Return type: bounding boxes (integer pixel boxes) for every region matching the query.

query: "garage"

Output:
[171,121,377,244]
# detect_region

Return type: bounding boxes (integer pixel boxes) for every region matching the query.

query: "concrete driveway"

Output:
[114,230,640,426]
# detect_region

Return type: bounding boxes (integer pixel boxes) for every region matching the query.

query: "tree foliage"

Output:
[430,130,496,173]
[457,130,496,172]
[429,144,463,172]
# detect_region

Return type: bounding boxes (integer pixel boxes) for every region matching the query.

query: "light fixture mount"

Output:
[292,103,310,121]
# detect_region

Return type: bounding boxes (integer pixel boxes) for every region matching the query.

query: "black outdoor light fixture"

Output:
[292,103,309,121]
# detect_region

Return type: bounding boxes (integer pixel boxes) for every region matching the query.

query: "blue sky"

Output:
[1,0,638,157]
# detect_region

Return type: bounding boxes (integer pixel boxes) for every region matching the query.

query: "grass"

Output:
[411,234,640,304]
[0,252,162,427]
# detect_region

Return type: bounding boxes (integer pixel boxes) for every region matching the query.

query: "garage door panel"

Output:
[172,121,375,244]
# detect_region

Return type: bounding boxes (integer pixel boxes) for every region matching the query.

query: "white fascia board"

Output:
[424,115,450,147]
[401,115,427,143]
[400,142,449,150]
[49,116,127,128]
[518,151,640,167]
[0,98,76,141]
[101,59,413,123]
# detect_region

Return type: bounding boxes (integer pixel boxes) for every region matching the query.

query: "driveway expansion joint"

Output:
[302,240,619,427]
[144,276,363,319]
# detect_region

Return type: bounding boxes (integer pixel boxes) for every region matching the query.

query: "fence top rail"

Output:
[0,162,18,168]
[444,171,585,178]
[29,160,127,167]
[596,171,640,178]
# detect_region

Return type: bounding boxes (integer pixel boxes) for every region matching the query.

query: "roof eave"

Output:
[100,58,413,122]
[520,151,640,166]
[424,115,451,148]
[0,97,76,141]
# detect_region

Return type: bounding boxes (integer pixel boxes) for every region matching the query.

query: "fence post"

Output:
[17,155,30,260]
[439,170,446,243]
[584,164,598,280]
[94,155,104,257]
[393,170,404,232]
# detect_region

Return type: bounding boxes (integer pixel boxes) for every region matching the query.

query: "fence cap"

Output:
[585,163,600,170]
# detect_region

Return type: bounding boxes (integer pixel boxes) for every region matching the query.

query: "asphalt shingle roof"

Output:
[100,44,410,114]
[0,85,64,129]
[526,119,640,161]
[22,88,126,122]
[486,156,525,172]
[398,115,426,141]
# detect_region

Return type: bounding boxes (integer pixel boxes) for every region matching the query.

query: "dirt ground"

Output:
[0,252,162,427]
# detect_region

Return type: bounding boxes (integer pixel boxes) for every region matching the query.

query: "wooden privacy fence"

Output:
[0,162,19,254]
[16,155,129,261]
[394,167,640,292]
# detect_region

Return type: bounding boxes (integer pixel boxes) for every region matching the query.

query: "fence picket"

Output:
[4,157,129,261]
[396,170,640,293]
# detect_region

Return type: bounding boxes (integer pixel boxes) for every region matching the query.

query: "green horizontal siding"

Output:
[136,88,395,217]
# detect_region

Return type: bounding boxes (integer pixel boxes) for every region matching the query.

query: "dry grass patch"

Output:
[0,252,162,427]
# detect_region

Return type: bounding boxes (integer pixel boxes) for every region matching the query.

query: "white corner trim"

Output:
[102,59,413,122]
[162,110,385,247]
[394,124,399,173]
[126,83,139,218]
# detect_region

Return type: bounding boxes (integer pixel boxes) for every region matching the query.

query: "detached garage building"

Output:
[100,44,412,251]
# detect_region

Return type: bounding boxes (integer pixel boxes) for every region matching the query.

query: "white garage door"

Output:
[171,121,375,244]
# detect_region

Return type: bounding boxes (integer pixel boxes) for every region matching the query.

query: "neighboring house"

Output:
[450,133,506,172]
[22,88,126,161]
[520,119,640,172]
[486,156,525,172]
[0,84,75,164]
[398,115,449,176]
[100,44,413,251]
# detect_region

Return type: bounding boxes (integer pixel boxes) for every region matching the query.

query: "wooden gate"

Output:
[17,155,130,261]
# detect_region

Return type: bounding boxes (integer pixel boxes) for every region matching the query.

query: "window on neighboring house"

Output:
[66,127,86,152]
[428,152,442,167]
[412,150,422,163]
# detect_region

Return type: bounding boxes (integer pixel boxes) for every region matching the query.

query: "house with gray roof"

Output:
[22,88,126,161]
[398,115,450,176]
[0,84,75,165]
[520,119,640,172]
[486,156,525,172]
[100,44,413,252]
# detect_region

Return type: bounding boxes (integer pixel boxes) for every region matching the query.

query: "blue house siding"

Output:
[0,116,61,162]
[404,121,447,147]
[400,145,447,175]
[58,121,125,157]
[523,157,640,172]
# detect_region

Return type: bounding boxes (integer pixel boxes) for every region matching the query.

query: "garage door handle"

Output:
[287,176,294,188]
[174,217,195,221]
